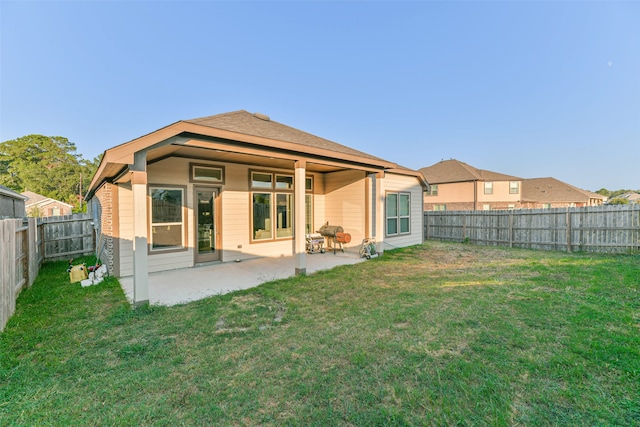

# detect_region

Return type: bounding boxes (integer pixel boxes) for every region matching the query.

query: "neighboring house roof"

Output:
[615,192,640,202]
[21,191,74,209]
[521,178,605,203]
[419,159,521,184]
[0,185,28,200]
[88,110,403,197]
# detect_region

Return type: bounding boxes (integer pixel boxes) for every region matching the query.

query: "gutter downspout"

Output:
[474,180,478,211]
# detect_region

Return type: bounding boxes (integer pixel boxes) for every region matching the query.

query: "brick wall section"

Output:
[94,183,115,275]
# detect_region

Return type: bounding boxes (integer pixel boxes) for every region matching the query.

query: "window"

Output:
[275,193,293,238]
[275,175,293,189]
[305,194,313,234]
[426,184,438,196]
[150,187,184,251]
[483,204,491,211]
[509,181,519,194]
[386,192,411,236]
[252,193,272,240]
[433,204,446,211]
[508,204,515,210]
[252,172,272,188]
[306,177,313,234]
[250,171,313,241]
[190,164,224,183]
[484,182,493,195]
[543,204,551,209]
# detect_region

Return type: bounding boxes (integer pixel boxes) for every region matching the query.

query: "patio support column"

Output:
[294,160,307,275]
[131,168,149,306]
[375,171,385,254]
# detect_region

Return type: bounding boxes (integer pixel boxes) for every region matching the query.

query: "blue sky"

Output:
[2,1,638,191]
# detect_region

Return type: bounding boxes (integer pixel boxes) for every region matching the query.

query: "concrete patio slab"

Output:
[118,249,366,306]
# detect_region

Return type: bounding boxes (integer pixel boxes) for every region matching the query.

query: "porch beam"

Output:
[294,160,307,275]
[131,156,149,306]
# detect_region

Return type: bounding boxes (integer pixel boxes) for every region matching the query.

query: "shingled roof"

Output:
[521,178,604,203]
[419,159,521,184]
[185,110,386,163]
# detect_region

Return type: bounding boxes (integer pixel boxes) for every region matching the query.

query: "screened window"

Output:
[150,187,184,250]
[386,192,411,236]
[484,182,493,195]
[509,181,519,194]
[434,204,446,211]
[426,184,438,196]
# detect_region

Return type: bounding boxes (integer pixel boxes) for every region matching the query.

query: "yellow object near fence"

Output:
[69,264,88,283]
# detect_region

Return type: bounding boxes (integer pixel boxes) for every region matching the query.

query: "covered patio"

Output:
[118,248,366,306]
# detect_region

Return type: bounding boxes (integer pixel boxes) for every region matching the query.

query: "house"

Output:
[21,191,74,217]
[0,185,27,219]
[419,159,523,211]
[609,192,640,204]
[86,110,428,305]
[521,178,605,208]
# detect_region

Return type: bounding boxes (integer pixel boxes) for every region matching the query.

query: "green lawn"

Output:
[1,242,639,426]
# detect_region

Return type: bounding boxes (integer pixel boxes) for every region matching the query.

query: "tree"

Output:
[608,198,630,205]
[0,135,99,211]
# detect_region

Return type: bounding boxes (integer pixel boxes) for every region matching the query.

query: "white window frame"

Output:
[509,181,519,194]
[484,182,493,195]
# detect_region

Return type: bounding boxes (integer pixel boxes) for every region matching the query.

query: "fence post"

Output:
[462,215,467,241]
[565,208,572,253]
[28,218,38,287]
[1,220,17,332]
[508,211,514,248]
[424,213,429,240]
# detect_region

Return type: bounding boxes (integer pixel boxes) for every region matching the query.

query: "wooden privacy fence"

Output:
[424,205,640,254]
[1,214,94,332]
[41,214,94,261]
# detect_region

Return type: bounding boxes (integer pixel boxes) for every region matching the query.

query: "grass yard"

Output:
[1,241,639,426]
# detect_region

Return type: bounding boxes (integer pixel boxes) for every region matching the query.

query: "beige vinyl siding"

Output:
[384,173,424,248]
[312,192,325,234]
[323,170,367,247]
